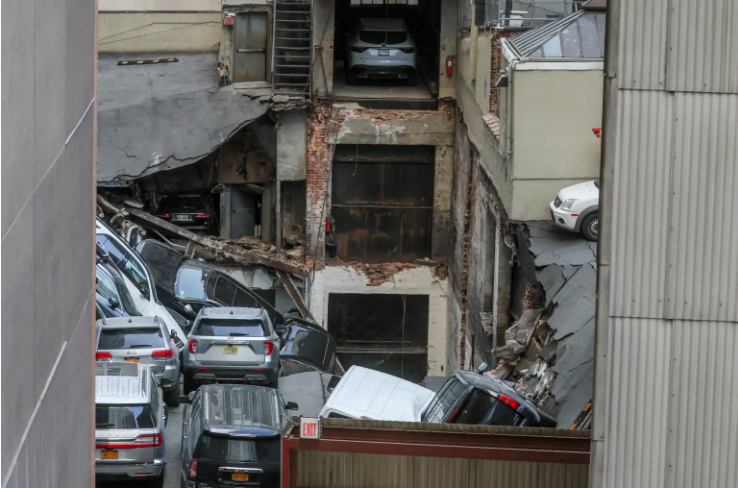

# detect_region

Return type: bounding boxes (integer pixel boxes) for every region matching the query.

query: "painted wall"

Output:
[99,12,221,52]
[1,0,96,484]
[308,266,450,377]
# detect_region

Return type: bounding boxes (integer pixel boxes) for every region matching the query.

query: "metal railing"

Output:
[484,0,583,29]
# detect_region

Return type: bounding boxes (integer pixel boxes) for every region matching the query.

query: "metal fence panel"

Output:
[616,0,669,90]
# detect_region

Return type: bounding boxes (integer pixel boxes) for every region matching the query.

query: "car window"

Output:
[96,235,150,299]
[175,264,209,301]
[96,404,155,429]
[98,327,166,349]
[421,377,467,423]
[137,242,182,292]
[359,31,407,44]
[199,435,280,462]
[213,276,237,305]
[233,288,260,308]
[195,319,265,337]
[150,378,161,420]
[452,388,494,425]
[96,268,139,316]
[189,406,202,454]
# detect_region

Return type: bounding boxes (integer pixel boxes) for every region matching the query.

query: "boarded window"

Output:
[331,145,434,263]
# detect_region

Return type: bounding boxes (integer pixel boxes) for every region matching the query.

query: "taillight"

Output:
[264,341,273,355]
[498,394,520,411]
[446,407,460,423]
[187,459,198,480]
[399,47,416,53]
[96,352,112,361]
[188,340,198,354]
[157,214,170,219]
[196,213,210,219]
[96,433,162,449]
[152,349,174,360]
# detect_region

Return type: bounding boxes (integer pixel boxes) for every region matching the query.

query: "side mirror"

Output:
[285,401,298,410]
[108,297,121,309]
[184,304,194,314]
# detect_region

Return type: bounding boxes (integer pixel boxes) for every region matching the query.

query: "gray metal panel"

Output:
[234,12,268,82]
[666,93,738,321]
[608,90,673,319]
[667,320,738,488]
[666,0,738,94]
[602,318,672,488]
[616,0,668,90]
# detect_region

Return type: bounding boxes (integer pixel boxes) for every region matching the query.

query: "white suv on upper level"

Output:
[549,180,599,241]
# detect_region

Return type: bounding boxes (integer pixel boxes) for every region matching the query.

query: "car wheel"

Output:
[183,374,196,395]
[346,70,358,85]
[581,213,599,241]
[406,71,417,86]
[166,377,181,407]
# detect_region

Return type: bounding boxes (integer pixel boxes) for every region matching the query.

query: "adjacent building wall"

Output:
[1,0,97,484]
[592,0,738,487]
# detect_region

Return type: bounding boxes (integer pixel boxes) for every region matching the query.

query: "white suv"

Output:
[549,180,599,241]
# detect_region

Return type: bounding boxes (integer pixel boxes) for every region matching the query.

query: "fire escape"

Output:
[273,0,312,96]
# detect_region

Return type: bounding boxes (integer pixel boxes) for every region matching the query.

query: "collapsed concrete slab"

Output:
[97,53,269,185]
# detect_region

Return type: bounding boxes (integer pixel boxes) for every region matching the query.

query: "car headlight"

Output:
[560,199,578,211]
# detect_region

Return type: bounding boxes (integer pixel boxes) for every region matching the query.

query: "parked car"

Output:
[183,307,281,392]
[549,180,599,241]
[96,316,182,406]
[279,318,338,376]
[346,18,418,85]
[95,362,168,486]
[96,261,140,317]
[156,193,217,234]
[319,365,435,421]
[180,384,297,488]
[96,218,188,354]
[420,366,557,427]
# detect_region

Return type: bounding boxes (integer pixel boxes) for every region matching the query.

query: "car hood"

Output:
[557,180,599,202]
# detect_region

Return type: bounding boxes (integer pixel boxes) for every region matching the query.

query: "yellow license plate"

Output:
[232,473,249,481]
[124,358,140,363]
[101,451,118,459]
[223,347,238,355]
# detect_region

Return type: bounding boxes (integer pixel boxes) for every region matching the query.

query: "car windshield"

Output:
[195,318,266,337]
[95,404,155,429]
[199,435,280,462]
[96,267,140,316]
[174,264,210,301]
[98,327,165,349]
[359,30,407,45]
[96,234,150,299]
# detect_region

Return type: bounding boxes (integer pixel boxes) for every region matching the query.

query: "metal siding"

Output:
[617,0,668,90]
[608,90,673,318]
[667,320,738,488]
[666,0,738,94]
[666,94,738,321]
[603,318,672,488]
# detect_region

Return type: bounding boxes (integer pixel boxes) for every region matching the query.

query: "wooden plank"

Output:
[276,269,314,321]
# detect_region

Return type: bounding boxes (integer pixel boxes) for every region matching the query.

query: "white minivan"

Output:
[319,366,434,421]
[96,218,187,354]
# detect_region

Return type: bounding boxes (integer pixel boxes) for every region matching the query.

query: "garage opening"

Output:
[328,293,429,382]
[333,0,441,106]
[331,144,435,263]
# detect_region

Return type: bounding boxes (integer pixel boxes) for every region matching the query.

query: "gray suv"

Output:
[95,362,168,486]
[183,307,280,392]
[96,316,182,406]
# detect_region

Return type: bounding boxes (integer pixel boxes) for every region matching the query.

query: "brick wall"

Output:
[305,99,332,265]
[489,30,523,115]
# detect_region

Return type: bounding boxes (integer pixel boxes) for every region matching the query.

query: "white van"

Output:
[319,366,434,422]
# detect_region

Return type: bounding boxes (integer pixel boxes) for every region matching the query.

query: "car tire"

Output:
[346,70,358,85]
[406,71,418,86]
[183,374,196,395]
[165,376,181,407]
[581,213,599,241]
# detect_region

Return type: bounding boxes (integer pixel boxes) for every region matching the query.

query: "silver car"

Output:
[96,316,182,406]
[95,362,168,487]
[183,307,280,392]
[345,17,418,85]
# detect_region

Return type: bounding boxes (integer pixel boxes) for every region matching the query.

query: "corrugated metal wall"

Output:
[298,452,589,488]
[595,0,738,487]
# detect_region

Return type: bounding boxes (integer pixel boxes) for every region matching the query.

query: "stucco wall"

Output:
[99,11,221,52]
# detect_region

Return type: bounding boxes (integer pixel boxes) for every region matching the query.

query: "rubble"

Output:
[341,262,422,286]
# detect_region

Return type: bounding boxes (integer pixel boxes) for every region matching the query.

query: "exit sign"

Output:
[300,418,321,439]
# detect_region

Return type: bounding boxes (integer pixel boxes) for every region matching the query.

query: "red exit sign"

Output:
[300,418,321,439]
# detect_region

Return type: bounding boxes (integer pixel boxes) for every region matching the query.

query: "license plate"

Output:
[223,346,238,355]
[124,358,140,363]
[173,214,193,222]
[378,49,389,56]
[232,473,249,481]
[101,451,118,460]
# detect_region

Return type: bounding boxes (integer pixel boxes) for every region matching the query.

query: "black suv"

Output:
[181,384,297,488]
[420,368,557,427]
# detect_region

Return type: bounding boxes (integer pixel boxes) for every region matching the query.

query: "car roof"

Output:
[359,17,406,32]
[320,366,434,421]
[201,384,281,437]
[95,362,152,404]
[99,316,164,329]
[454,371,536,407]
[201,306,269,320]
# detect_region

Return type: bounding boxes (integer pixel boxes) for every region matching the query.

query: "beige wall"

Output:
[99,0,221,11]
[99,11,221,52]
